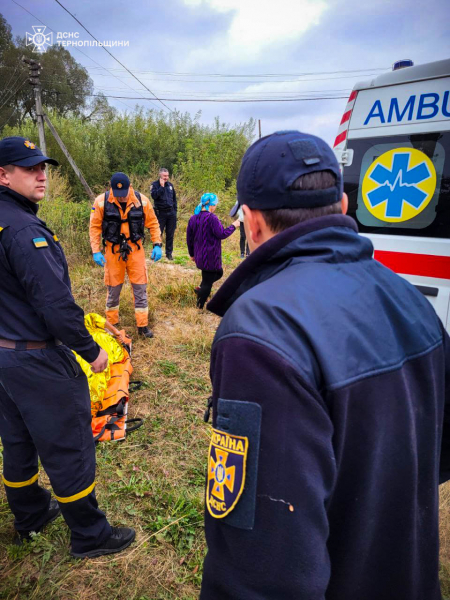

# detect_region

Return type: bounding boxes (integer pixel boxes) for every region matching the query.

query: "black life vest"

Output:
[102,191,145,250]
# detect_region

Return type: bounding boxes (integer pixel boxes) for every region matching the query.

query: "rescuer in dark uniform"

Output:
[150,168,177,260]
[200,131,450,599]
[0,136,135,558]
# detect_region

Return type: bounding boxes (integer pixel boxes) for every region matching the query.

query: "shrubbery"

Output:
[4,110,255,199]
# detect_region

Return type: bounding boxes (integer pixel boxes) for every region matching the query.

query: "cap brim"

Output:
[112,188,129,198]
[229,200,240,217]
[11,156,59,167]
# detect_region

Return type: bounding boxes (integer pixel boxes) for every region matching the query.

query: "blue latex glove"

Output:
[151,246,162,262]
[93,252,106,267]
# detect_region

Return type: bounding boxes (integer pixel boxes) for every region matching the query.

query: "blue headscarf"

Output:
[194,193,218,215]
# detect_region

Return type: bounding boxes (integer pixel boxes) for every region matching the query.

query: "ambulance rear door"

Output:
[341,61,450,331]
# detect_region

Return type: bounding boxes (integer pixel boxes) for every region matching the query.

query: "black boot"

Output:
[70,526,136,559]
[14,498,61,545]
[138,326,153,338]
[166,254,173,260]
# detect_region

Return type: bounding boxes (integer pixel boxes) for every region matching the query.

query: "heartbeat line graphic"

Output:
[379,169,422,193]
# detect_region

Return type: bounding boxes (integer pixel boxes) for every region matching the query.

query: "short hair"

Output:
[0,164,15,173]
[159,168,169,174]
[260,170,342,233]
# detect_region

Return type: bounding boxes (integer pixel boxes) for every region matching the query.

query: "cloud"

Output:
[182,0,328,61]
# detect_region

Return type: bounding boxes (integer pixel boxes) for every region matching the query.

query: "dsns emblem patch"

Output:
[207,428,248,518]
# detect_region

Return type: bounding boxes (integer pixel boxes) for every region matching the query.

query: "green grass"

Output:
[0,212,220,597]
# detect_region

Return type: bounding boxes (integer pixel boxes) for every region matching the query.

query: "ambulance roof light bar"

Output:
[392,59,414,71]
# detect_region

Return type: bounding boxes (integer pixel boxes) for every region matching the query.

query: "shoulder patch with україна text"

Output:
[206,428,248,519]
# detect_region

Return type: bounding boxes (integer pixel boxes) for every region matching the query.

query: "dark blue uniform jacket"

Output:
[201,214,450,600]
[150,180,177,212]
[0,186,99,363]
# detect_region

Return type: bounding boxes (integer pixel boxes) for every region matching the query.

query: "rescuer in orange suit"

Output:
[89,172,162,338]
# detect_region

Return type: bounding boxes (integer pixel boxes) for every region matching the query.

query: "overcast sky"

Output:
[3,0,450,145]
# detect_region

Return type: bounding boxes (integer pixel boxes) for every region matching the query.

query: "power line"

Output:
[83,66,390,78]
[59,73,386,84]
[1,64,385,86]
[38,78,353,96]
[0,107,18,130]
[43,91,349,103]
[1,63,388,84]
[10,0,379,110]
[0,79,29,129]
[54,0,172,112]
[0,77,28,113]
[6,1,387,111]
[10,0,157,112]
[48,70,385,84]
[0,65,22,97]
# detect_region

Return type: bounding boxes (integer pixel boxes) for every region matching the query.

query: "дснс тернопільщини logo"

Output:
[26,26,53,53]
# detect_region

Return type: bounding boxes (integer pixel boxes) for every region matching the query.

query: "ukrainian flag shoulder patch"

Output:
[33,237,48,248]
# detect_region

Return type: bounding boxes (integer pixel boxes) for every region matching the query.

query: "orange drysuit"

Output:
[89,187,161,327]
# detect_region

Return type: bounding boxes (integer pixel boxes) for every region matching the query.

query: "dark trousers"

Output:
[239,223,249,256]
[156,209,177,257]
[197,269,223,308]
[0,345,111,552]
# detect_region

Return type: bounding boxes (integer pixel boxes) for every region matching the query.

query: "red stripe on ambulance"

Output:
[334,91,358,149]
[340,110,352,125]
[334,130,347,147]
[374,250,450,280]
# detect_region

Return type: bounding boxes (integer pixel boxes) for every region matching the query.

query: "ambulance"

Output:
[334,58,450,332]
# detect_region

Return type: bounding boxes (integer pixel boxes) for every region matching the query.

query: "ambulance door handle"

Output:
[414,284,439,297]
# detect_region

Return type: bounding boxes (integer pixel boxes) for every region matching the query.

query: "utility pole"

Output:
[22,57,46,156]
[21,56,95,201]
[258,119,262,139]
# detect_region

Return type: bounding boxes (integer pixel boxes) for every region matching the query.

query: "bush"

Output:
[4,111,255,200]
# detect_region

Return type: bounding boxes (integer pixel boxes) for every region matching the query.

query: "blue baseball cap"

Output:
[110,172,130,198]
[0,136,58,167]
[230,130,343,216]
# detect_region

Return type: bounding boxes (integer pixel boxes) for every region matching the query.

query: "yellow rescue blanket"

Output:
[73,313,134,442]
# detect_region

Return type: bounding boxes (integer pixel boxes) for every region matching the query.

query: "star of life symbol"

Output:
[362,148,437,222]
[26,26,53,53]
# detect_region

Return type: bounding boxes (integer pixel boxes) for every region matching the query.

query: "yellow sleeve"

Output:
[89,193,105,254]
[141,194,162,244]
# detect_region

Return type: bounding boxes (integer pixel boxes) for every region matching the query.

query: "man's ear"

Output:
[0,167,10,187]
[341,193,348,215]
[242,205,260,244]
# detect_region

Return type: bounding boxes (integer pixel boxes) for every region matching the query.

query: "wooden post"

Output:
[258,119,262,139]
[23,57,48,196]
[34,86,47,156]
[43,114,95,201]
[22,55,95,201]
[22,58,46,154]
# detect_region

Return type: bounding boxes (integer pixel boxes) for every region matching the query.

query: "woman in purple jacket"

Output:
[187,193,240,309]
